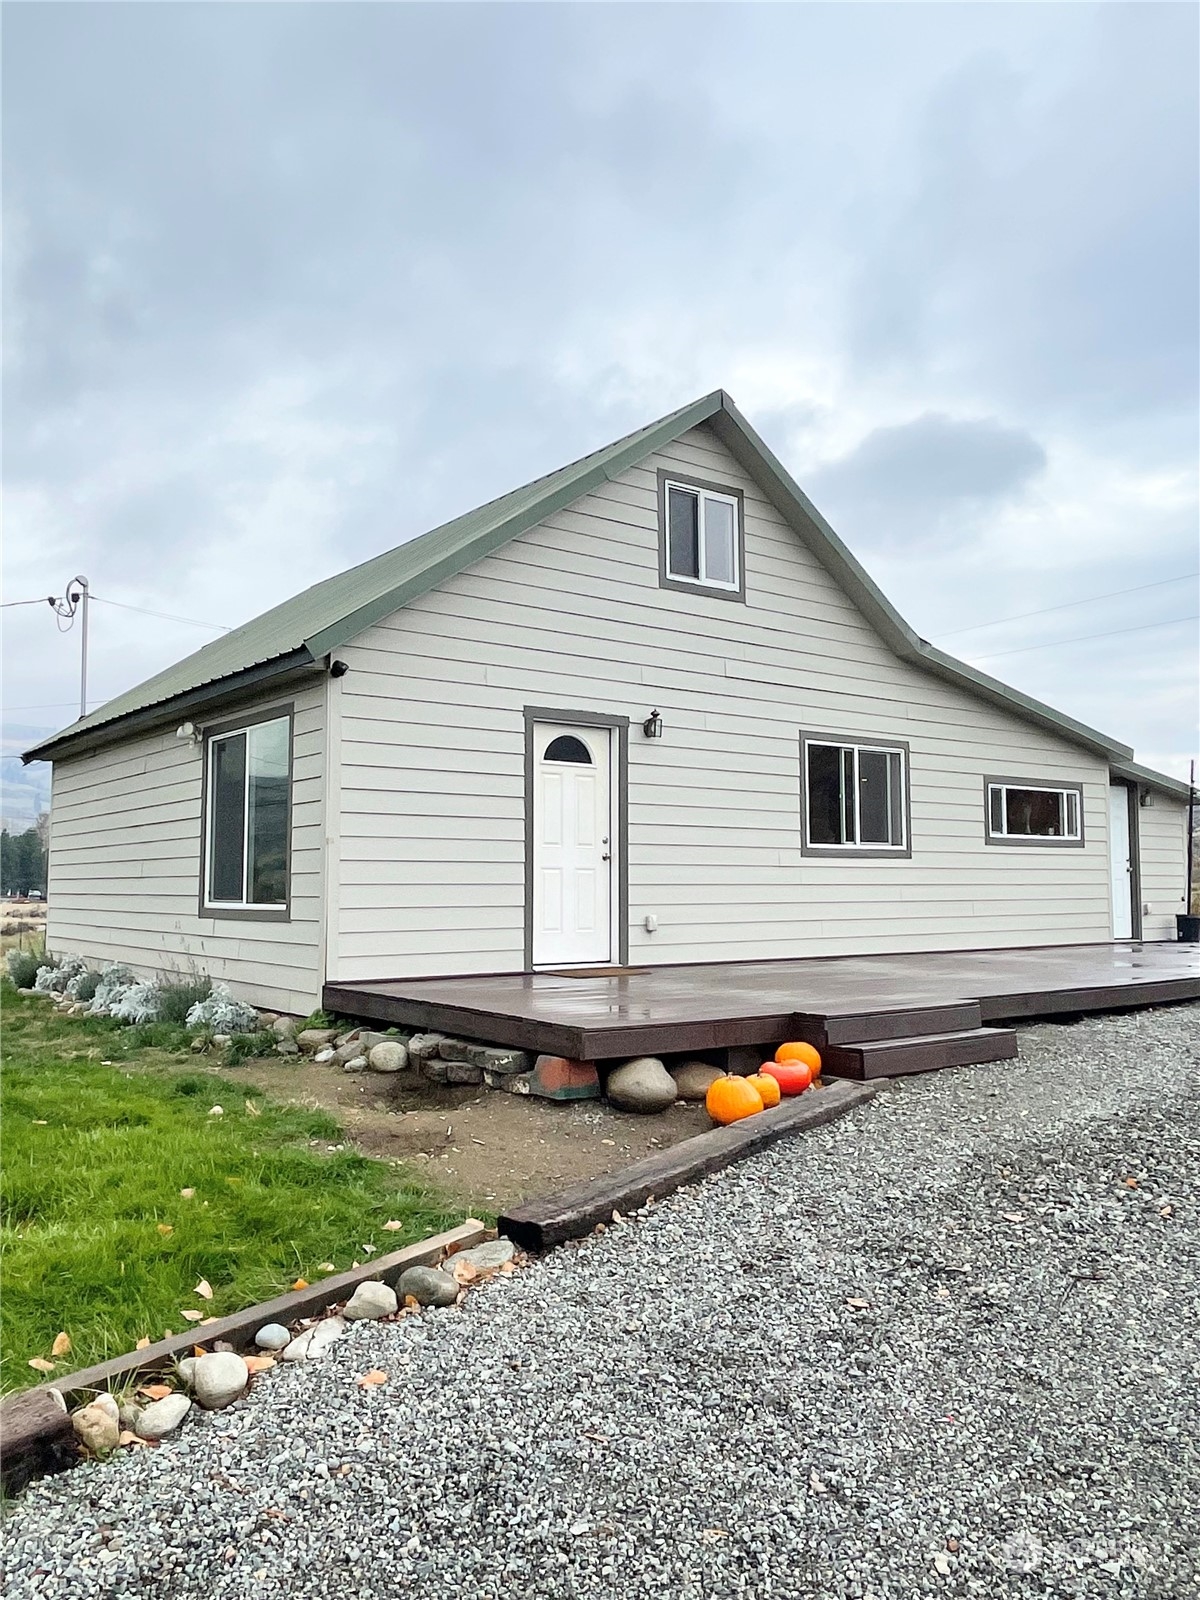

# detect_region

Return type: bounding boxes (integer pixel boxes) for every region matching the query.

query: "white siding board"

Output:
[45,683,326,1013]
[1137,798,1188,939]
[331,418,1117,978]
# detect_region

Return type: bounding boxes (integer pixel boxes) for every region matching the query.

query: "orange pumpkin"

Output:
[761,1059,812,1096]
[745,1072,781,1108]
[706,1074,765,1126]
[775,1040,822,1074]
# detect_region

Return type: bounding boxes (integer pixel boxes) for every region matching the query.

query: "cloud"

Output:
[806,413,1048,550]
[2,2,1196,788]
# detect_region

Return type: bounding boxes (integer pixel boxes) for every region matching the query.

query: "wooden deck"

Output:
[324,941,1200,1065]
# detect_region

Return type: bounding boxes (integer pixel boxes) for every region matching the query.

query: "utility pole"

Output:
[48,575,90,720]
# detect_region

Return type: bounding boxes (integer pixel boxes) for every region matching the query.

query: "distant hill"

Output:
[1,724,53,831]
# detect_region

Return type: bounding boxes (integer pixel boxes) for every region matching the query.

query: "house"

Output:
[24,391,1192,1017]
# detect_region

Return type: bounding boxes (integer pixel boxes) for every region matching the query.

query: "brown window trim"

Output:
[983,775,1086,848]
[656,468,747,603]
[198,701,295,921]
[799,730,913,859]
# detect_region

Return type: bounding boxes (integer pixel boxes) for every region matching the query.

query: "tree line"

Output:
[1,821,48,896]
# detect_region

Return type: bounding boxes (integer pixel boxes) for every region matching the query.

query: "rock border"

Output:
[498,1079,877,1251]
[0,1219,485,1493]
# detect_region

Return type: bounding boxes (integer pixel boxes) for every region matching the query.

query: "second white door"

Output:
[532,723,613,967]
[1109,784,1134,940]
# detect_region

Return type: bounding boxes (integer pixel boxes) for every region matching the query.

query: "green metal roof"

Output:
[27,388,1159,778]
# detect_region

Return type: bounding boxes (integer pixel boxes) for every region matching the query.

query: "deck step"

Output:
[798,1000,983,1046]
[820,1026,1018,1081]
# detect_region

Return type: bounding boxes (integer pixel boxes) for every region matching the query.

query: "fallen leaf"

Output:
[51,1331,72,1358]
[381,1220,404,1232]
[118,1430,153,1448]
[32,1119,48,1126]
[156,1224,174,1237]
[199,1316,220,1326]
[194,1279,213,1301]
[208,1105,223,1117]
[139,1384,173,1401]
[611,1210,623,1224]
[845,1297,870,1310]
[1160,1204,1175,1218]
[498,1260,517,1275]
[194,1345,206,1357]
[244,1099,261,1117]
[1002,1212,1024,1223]
[244,1355,276,1374]
[361,1243,376,1255]
[451,1258,479,1285]
[357,1369,388,1387]
[180,1309,204,1322]
[1124,1177,1139,1189]
[135,1337,151,1351]
[403,1294,421,1310]
[163,1330,173,1339]
[180,1188,196,1199]
[291,1278,309,1291]
[318,1262,336,1272]
[28,1357,55,1373]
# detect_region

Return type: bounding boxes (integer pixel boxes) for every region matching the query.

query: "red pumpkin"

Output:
[761,1059,812,1096]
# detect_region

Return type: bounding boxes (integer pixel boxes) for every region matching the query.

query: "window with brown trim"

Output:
[801,732,911,856]
[984,779,1083,845]
[203,714,292,909]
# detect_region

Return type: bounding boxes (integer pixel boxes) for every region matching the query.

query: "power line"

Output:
[90,595,230,631]
[1,595,56,608]
[935,572,1199,638]
[968,614,1199,660]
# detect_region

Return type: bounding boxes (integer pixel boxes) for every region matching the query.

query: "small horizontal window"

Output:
[986,781,1082,844]
[658,471,744,600]
[204,715,291,909]
[803,735,908,853]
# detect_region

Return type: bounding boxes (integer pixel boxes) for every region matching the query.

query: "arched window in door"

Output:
[543,734,592,764]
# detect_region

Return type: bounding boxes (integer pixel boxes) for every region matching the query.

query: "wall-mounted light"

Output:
[175,722,200,747]
[642,709,663,739]
[1139,789,1154,807]
[330,659,350,679]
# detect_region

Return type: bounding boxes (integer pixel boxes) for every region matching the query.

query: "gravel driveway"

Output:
[4,1003,1198,1600]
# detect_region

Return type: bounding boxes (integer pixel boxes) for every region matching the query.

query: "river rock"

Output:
[296,1028,338,1054]
[136,1393,192,1440]
[671,1060,725,1101]
[282,1316,346,1362]
[275,1038,300,1056]
[72,1402,119,1456]
[453,1238,516,1274]
[90,1392,120,1424]
[192,1350,249,1409]
[397,1265,460,1307]
[344,1280,399,1320]
[368,1041,408,1073]
[176,1356,199,1389]
[606,1056,677,1113]
[341,1055,368,1073]
[117,1400,144,1432]
[272,1016,298,1039]
[255,1323,291,1351]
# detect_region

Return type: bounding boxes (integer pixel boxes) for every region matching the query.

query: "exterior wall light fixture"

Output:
[642,709,663,739]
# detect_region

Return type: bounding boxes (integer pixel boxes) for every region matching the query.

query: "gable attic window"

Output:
[801,733,911,857]
[202,709,292,916]
[657,469,746,601]
[984,779,1084,846]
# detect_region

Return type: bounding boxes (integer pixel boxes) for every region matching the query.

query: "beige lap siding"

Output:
[45,683,325,1014]
[331,420,1114,981]
[1137,797,1188,940]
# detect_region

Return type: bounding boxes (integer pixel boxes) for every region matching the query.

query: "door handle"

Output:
[601,852,612,862]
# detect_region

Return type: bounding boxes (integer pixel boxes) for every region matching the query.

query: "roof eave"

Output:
[1109,758,1194,802]
[23,648,322,764]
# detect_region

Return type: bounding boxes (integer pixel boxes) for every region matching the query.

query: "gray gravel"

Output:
[4,1002,1198,1599]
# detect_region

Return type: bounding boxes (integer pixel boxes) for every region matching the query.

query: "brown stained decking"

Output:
[323,941,1200,1062]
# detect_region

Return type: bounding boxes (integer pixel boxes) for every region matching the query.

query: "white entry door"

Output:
[532,723,613,967]
[1109,784,1134,940]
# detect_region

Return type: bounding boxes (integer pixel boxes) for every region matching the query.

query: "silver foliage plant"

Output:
[87,963,137,1015]
[33,954,86,994]
[110,982,164,1025]
[185,981,258,1035]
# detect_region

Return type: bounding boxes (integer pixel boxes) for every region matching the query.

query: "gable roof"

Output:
[25,389,1147,775]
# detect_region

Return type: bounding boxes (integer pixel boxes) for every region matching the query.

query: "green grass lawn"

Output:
[0,985,466,1393]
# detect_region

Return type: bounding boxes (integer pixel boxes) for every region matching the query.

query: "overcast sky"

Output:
[3,1,1197,825]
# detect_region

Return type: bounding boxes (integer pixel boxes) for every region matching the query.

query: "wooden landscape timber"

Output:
[498,1078,877,1252]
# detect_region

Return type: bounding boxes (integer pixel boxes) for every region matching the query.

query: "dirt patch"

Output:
[234,1055,713,1213]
